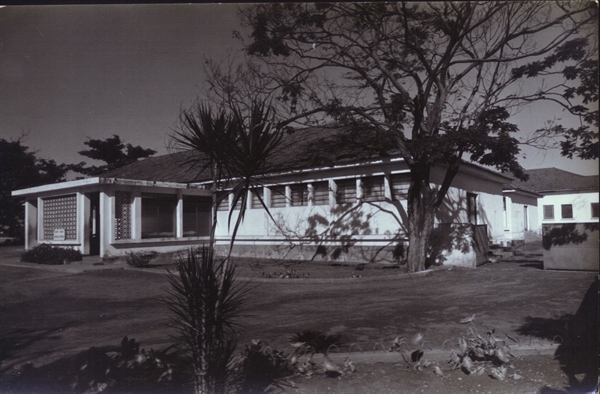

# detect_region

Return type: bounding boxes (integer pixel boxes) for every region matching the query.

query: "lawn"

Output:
[0,253,596,393]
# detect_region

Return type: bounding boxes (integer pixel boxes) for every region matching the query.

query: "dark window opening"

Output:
[142,193,177,239]
[467,193,478,224]
[591,202,599,218]
[183,196,211,237]
[561,204,573,219]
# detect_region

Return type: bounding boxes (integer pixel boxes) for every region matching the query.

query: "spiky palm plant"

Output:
[172,103,238,249]
[164,247,247,394]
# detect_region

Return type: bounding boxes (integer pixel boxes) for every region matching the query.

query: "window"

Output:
[251,188,264,209]
[291,184,308,206]
[467,193,478,224]
[142,193,177,239]
[311,182,330,206]
[216,192,229,211]
[361,176,385,202]
[182,196,211,236]
[543,205,554,220]
[390,173,410,200]
[336,179,357,204]
[523,206,529,231]
[592,202,599,218]
[270,185,287,208]
[561,204,573,219]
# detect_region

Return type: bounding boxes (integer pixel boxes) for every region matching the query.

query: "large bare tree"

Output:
[222,2,597,272]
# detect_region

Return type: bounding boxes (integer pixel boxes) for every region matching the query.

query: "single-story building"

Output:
[510,168,599,271]
[12,128,539,267]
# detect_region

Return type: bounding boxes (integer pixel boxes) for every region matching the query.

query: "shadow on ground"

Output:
[518,279,598,394]
[0,323,79,376]
[0,336,191,394]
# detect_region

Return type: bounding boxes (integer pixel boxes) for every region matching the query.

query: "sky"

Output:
[0,4,598,176]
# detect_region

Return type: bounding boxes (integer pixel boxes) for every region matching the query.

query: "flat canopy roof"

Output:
[11,177,208,197]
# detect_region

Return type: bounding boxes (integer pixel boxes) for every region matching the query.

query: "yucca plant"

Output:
[164,247,248,394]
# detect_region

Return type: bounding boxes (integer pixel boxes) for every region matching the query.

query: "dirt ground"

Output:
[0,245,597,393]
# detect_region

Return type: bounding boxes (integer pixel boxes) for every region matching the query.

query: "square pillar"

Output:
[25,199,38,250]
[78,192,91,255]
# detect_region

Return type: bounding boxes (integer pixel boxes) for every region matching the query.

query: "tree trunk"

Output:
[406,204,436,272]
[406,169,436,272]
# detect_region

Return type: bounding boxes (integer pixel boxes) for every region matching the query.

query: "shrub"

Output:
[21,244,82,265]
[125,251,157,268]
[290,330,344,354]
[235,340,294,393]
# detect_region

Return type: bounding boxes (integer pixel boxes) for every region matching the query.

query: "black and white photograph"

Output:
[0,2,598,393]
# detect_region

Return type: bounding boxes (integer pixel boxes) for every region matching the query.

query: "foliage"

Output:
[4,336,185,393]
[163,247,247,394]
[228,2,596,272]
[21,244,82,265]
[172,99,283,256]
[235,339,295,393]
[260,269,310,279]
[447,325,519,381]
[517,43,598,160]
[69,134,156,176]
[389,332,430,371]
[125,251,158,268]
[290,330,344,354]
[0,138,69,237]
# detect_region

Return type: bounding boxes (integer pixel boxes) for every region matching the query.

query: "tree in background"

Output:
[0,138,69,237]
[70,134,157,176]
[228,2,597,272]
[519,49,598,160]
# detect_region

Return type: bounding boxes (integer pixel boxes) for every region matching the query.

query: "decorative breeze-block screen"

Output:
[42,194,77,240]
[115,191,132,240]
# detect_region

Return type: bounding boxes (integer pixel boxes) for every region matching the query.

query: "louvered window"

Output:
[543,205,554,220]
[336,179,357,204]
[561,204,573,219]
[291,184,308,206]
[362,176,385,202]
[312,182,329,206]
[251,188,264,209]
[270,186,287,208]
[216,192,229,211]
[390,173,410,200]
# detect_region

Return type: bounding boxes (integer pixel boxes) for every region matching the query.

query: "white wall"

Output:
[536,191,599,231]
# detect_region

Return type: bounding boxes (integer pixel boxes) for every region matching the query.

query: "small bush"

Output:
[21,244,82,265]
[235,340,294,394]
[125,251,157,268]
[290,330,344,354]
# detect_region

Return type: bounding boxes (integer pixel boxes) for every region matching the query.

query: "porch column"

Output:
[176,190,183,238]
[25,199,38,250]
[99,190,111,257]
[78,192,91,255]
[132,189,142,240]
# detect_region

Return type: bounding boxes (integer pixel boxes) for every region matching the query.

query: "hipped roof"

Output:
[100,127,402,183]
[510,168,599,194]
